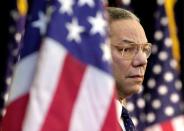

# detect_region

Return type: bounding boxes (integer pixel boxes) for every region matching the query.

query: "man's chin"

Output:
[133,84,142,92]
[125,85,142,96]
[116,81,142,98]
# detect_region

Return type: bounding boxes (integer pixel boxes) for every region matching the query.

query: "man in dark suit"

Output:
[107,7,152,131]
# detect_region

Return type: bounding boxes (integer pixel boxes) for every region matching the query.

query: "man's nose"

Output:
[132,50,147,67]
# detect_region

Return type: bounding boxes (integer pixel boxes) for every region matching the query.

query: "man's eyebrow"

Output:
[121,39,136,44]
[111,39,136,47]
[121,39,149,45]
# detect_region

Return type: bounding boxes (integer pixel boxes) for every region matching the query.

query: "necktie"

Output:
[121,107,136,131]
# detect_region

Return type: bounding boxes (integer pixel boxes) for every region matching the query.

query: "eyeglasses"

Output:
[112,43,152,60]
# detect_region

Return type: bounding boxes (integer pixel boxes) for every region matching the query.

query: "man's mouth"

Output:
[126,75,144,80]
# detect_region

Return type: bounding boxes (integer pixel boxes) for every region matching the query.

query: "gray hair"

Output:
[107,7,140,23]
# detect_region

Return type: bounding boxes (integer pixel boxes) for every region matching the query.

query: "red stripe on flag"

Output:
[101,92,121,131]
[1,94,29,131]
[41,54,86,131]
[160,119,174,131]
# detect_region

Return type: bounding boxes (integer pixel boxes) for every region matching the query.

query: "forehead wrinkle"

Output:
[121,38,148,45]
[110,19,148,45]
[120,20,147,44]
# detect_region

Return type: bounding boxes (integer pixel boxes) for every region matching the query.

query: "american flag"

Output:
[0,0,28,117]
[1,0,120,130]
[142,1,184,130]
[108,0,132,10]
[109,0,184,131]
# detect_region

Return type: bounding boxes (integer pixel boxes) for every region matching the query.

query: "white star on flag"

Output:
[88,12,107,36]
[100,40,112,62]
[32,11,49,35]
[58,0,74,15]
[78,0,94,7]
[66,18,85,43]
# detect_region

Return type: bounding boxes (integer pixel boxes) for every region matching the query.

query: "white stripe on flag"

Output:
[69,66,114,131]
[22,38,67,131]
[8,53,38,104]
[171,115,184,131]
[144,124,162,131]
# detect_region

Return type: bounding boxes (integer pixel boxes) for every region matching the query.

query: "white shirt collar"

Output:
[116,100,126,131]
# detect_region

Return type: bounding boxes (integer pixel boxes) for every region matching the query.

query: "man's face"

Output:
[110,19,149,99]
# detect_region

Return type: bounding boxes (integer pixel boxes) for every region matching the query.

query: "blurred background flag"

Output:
[1,0,49,130]
[0,0,28,118]
[108,0,132,10]
[108,0,184,131]
[1,0,28,116]
[1,0,121,131]
[142,0,184,130]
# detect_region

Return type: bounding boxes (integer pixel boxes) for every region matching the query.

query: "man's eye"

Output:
[123,47,135,53]
[143,46,151,53]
